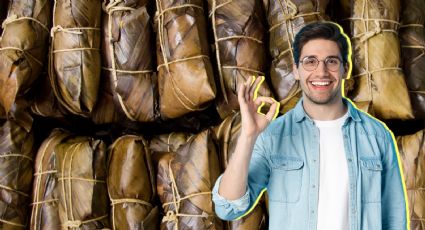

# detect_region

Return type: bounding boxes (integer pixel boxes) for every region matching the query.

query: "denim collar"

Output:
[293,97,362,123]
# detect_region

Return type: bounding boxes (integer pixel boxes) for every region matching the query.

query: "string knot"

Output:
[64,220,82,228]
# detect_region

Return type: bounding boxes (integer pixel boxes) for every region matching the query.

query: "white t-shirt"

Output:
[314,112,349,230]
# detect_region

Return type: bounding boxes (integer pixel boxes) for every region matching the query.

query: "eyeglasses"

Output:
[299,56,342,72]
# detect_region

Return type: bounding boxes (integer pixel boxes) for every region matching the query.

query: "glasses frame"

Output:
[299,56,343,72]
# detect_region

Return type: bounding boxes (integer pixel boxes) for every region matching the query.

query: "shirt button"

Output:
[311,210,315,214]
[348,158,352,162]
[312,185,316,188]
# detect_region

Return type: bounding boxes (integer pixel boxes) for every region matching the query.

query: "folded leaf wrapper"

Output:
[157,130,223,229]
[265,0,329,113]
[56,135,110,229]
[93,0,158,124]
[155,0,216,119]
[30,129,72,230]
[212,113,268,230]
[50,0,101,117]
[150,132,194,154]
[108,135,159,230]
[399,0,425,119]
[208,0,272,119]
[397,130,425,230]
[0,0,51,113]
[347,0,413,119]
[0,117,35,229]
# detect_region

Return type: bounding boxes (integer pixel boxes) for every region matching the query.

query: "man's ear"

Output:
[342,62,349,79]
[293,64,300,80]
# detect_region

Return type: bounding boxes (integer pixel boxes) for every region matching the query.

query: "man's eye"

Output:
[305,59,316,64]
[327,58,339,64]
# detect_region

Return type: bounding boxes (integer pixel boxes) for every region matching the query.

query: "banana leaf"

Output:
[265,0,329,113]
[399,0,425,119]
[157,129,223,229]
[0,117,35,229]
[93,0,158,124]
[0,0,51,113]
[211,113,268,230]
[155,0,216,119]
[347,0,413,119]
[30,129,72,230]
[397,130,425,230]
[50,0,101,117]
[55,135,110,229]
[108,135,159,230]
[31,71,67,119]
[208,0,273,119]
[150,132,194,154]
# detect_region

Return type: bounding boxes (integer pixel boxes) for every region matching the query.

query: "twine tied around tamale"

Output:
[209,0,266,101]
[348,1,402,99]
[110,198,153,230]
[161,161,213,230]
[155,1,211,112]
[1,14,49,32]
[103,0,155,121]
[59,142,108,229]
[399,24,425,62]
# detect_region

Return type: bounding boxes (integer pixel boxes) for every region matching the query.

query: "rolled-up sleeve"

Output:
[212,133,271,221]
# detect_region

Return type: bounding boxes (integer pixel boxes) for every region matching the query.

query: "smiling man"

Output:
[212,22,408,230]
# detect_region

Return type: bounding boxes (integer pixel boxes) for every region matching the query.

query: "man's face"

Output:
[294,39,347,105]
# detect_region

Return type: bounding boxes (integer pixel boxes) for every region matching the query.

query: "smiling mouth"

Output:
[310,81,331,86]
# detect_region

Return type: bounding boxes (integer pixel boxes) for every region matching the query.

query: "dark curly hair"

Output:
[292,22,349,67]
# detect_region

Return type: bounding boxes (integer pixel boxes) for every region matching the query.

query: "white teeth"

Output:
[311,81,330,86]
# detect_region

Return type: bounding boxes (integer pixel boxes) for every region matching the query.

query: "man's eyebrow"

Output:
[326,55,340,59]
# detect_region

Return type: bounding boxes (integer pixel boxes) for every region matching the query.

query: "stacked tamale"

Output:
[30,129,110,229]
[347,0,413,119]
[399,0,425,118]
[208,0,272,119]
[0,117,35,229]
[0,0,51,114]
[93,0,158,124]
[397,130,425,230]
[155,0,216,119]
[108,135,159,229]
[50,0,101,117]
[157,130,223,229]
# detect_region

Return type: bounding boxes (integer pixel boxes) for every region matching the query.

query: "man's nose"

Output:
[315,61,329,76]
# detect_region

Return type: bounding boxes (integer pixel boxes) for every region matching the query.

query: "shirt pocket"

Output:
[359,158,383,203]
[268,158,304,203]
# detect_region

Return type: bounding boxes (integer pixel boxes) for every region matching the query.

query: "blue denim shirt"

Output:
[212,98,408,230]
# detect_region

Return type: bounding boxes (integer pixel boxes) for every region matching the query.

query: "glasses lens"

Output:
[302,57,318,71]
[325,57,341,71]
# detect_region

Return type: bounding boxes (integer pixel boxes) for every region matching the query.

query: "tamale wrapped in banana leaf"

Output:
[56,135,110,229]
[157,130,223,229]
[265,0,328,113]
[399,0,425,119]
[0,117,35,229]
[397,130,425,230]
[50,0,101,117]
[211,113,267,230]
[0,0,51,113]
[208,0,272,119]
[30,129,72,230]
[108,135,159,229]
[31,71,67,119]
[155,0,216,119]
[150,132,194,154]
[94,0,158,124]
[347,0,413,119]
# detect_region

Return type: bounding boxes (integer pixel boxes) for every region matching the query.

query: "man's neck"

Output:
[302,98,348,121]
